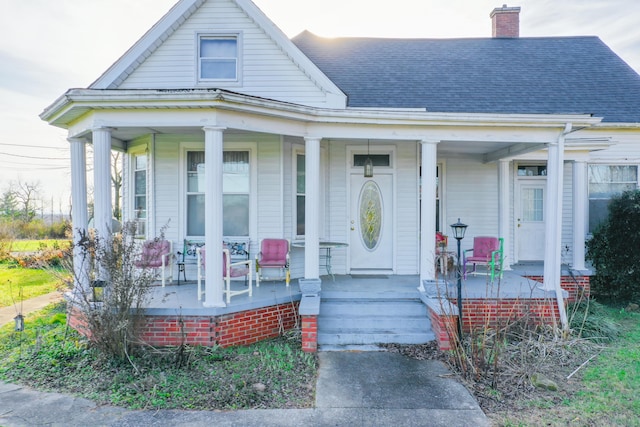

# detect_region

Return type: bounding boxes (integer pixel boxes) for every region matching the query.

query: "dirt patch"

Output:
[383,338,600,425]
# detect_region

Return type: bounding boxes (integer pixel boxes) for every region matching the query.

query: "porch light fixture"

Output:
[450,218,468,343]
[14,314,24,332]
[364,140,373,178]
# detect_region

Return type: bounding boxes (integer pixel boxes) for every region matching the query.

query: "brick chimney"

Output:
[490,5,521,38]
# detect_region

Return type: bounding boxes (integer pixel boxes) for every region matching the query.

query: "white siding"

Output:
[118,0,331,107]
[325,140,349,275]
[561,161,573,264]
[395,142,419,274]
[445,158,499,253]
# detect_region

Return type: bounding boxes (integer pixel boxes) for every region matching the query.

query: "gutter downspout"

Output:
[543,123,571,335]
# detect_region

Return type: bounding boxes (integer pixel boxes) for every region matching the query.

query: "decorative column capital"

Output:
[419,139,440,146]
[202,126,227,133]
[68,137,88,144]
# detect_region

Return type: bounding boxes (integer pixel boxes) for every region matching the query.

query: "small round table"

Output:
[291,241,348,281]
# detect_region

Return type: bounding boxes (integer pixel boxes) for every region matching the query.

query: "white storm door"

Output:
[517,181,546,260]
[349,174,393,272]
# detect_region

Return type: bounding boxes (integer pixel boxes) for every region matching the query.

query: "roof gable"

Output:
[293,32,640,123]
[91,0,345,108]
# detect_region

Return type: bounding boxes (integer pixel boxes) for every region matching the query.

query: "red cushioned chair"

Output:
[463,236,504,281]
[255,238,290,286]
[134,239,173,287]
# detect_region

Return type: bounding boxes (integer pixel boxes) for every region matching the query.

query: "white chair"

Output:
[197,245,254,303]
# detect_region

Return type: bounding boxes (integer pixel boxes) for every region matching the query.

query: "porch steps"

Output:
[317,292,434,348]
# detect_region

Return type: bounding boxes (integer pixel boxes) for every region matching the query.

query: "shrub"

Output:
[67,222,162,360]
[586,189,640,302]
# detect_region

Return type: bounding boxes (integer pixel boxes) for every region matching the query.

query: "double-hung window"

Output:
[185,150,250,238]
[588,165,638,232]
[198,35,238,81]
[133,154,147,237]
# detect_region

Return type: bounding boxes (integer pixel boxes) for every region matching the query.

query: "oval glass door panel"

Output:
[359,180,383,250]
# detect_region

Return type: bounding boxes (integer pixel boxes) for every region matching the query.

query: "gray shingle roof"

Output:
[292,31,640,123]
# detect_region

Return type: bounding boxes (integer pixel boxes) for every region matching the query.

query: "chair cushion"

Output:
[259,239,288,266]
[471,237,499,261]
[135,240,170,268]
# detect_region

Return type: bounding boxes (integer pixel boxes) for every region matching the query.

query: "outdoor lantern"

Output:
[450,218,468,342]
[91,280,105,302]
[450,218,468,241]
[14,314,24,332]
[364,139,374,177]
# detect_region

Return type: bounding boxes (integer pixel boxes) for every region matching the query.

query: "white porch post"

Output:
[69,137,89,293]
[419,140,438,290]
[498,159,512,270]
[203,126,226,307]
[92,128,113,239]
[572,160,587,271]
[304,137,321,279]
[543,124,571,332]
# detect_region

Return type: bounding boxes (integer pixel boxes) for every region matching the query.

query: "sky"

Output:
[1,0,639,214]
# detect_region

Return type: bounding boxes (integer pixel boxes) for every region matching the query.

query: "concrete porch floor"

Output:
[144,264,557,316]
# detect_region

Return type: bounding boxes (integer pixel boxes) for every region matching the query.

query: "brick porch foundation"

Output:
[428,275,590,351]
[68,301,300,348]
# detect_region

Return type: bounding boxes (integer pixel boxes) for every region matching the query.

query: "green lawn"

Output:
[568,310,640,426]
[0,302,318,411]
[0,264,64,308]
[9,239,71,252]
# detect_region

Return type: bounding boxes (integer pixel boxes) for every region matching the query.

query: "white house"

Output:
[41,1,640,348]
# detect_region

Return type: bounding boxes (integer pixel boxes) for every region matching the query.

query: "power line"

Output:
[0,151,69,160]
[0,142,67,150]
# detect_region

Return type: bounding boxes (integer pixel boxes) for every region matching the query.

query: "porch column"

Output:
[203,126,226,307]
[69,137,90,294]
[419,140,438,289]
[543,124,571,331]
[92,128,113,239]
[572,159,587,271]
[304,137,321,279]
[498,159,512,270]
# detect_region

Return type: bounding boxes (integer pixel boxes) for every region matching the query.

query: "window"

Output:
[589,165,638,232]
[198,36,238,81]
[133,154,147,237]
[419,163,443,232]
[296,153,305,235]
[185,150,250,237]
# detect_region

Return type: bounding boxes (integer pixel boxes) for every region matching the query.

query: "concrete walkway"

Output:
[0,292,63,327]
[0,351,487,427]
[0,291,488,426]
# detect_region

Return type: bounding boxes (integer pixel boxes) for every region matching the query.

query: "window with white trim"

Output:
[588,164,638,232]
[296,152,305,236]
[133,154,147,237]
[185,150,250,238]
[293,147,326,239]
[198,35,238,81]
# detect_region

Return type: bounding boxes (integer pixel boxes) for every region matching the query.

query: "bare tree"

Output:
[111,152,123,221]
[8,179,41,222]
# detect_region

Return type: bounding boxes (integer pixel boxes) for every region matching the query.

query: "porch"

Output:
[123,265,588,351]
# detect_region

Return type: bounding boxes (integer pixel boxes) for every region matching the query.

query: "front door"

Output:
[349,174,393,273]
[517,180,546,260]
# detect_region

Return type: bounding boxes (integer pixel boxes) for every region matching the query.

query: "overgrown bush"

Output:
[569,300,621,343]
[67,222,160,360]
[0,218,70,239]
[586,189,640,303]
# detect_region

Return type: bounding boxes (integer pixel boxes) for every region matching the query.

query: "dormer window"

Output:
[198,35,239,82]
